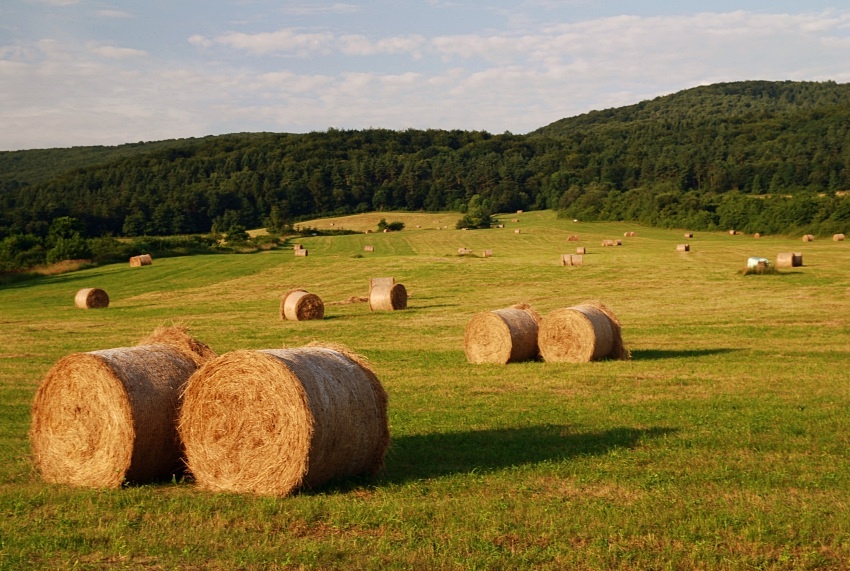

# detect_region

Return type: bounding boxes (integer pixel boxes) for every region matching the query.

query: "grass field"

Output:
[2,210,850,570]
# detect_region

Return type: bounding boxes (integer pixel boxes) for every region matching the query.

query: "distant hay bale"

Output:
[615,239,622,246]
[833,234,845,241]
[293,244,303,250]
[754,233,761,238]
[684,233,694,238]
[458,247,473,255]
[364,245,375,252]
[514,229,521,234]
[802,234,814,242]
[676,244,690,252]
[179,344,389,496]
[576,247,586,255]
[516,210,523,214]
[776,252,794,268]
[30,326,216,488]
[294,249,308,257]
[483,249,493,257]
[729,230,737,236]
[560,254,583,267]
[601,239,615,247]
[624,232,637,237]
[74,288,109,309]
[369,283,407,311]
[280,289,325,321]
[129,254,152,267]
[567,235,580,241]
[538,302,629,363]
[511,218,519,223]
[464,304,541,365]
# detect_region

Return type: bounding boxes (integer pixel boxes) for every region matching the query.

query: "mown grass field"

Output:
[1,210,849,570]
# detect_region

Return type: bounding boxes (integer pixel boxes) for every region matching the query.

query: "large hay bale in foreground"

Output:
[369,283,407,311]
[75,288,109,309]
[280,289,325,321]
[464,304,541,364]
[129,254,152,267]
[29,326,216,488]
[179,345,389,496]
[538,302,629,363]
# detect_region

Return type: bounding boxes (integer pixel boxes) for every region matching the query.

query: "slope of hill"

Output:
[1,80,849,255]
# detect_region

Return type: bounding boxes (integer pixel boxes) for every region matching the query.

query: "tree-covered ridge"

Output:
[1,80,849,267]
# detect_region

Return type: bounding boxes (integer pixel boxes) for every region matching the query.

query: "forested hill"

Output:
[2,80,850,250]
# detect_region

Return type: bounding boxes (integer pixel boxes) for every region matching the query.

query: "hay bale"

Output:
[538,302,629,363]
[576,247,586,255]
[676,244,690,252]
[514,229,521,234]
[567,235,580,241]
[129,254,152,267]
[729,230,737,236]
[294,249,308,257]
[74,288,109,309]
[754,233,761,238]
[458,247,473,255]
[802,234,814,242]
[615,239,622,246]
[833,234,845,241]
[601,240,615,247]
[483,249,493,257]
[776,252,794,268]
[369,277,395,292]
[369,283,407,311]
[280,289,325,321]
[29,326,216,488]
[560,254,583,267]
[364,245,375,252]
[793,252,803,267]
[179,344,389,496]
[293,244,303,250]
[464,304,541,364]
[684,232,694,238]
[624,232,637,237]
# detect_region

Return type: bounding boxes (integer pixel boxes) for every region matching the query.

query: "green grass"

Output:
[2,211,850,569]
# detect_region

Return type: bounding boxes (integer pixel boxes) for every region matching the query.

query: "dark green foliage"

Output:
[377,218,405,232]
[1,80,849,271]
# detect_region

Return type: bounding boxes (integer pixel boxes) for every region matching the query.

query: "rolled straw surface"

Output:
[129,254,153,267]
[369,283,407,311]
[464,304,540,364]
[538,302,629,363]
[179,345,389,496]
[30,326,216,488]
[834,234,845,241]
[676,244,690,252]
[74,288,109,309]
[280,289,325,321]
[776,252,794,268]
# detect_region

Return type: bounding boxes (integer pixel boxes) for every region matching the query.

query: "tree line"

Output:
[2,80,850,271]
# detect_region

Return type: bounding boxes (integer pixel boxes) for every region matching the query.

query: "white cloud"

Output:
[215,29,335,56]
[95,9,134,19]
[89,44,147,59]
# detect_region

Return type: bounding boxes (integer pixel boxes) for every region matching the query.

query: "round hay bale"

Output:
[129,254,152,267]
[676,244,690,252]
[364,245,375,252]
[29,326,216,488]
[369,283,407,311]
[802,234,814,242]
[280,289,325,321]
[539,302,629,363]
[754,233,761,238]
[576,247,586,255]
[179,344,389,496]
[74,288,109,309]
[567,235,580,241]
[833,233,845,241]
[776,252,794,268]
[684,232,694,238]
[792,252,803,267]
[464,304,541,364]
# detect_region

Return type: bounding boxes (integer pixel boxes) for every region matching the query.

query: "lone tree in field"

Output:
[456,194,494,229]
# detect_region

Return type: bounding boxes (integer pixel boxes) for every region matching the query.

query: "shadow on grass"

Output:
[322,425,675,492]
[630,348,739,360]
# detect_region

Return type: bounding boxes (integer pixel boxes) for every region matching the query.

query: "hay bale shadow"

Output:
[630,348,739,360]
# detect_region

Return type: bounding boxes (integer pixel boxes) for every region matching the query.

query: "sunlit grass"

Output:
[1,211,849,569]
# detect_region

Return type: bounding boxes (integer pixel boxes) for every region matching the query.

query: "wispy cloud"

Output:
[95,9,134,19]
[89,44,147,59]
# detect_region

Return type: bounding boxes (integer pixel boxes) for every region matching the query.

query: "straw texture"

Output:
[280,289,325,321]
[75,288,109,309]
[539,302,629,363]
[676,244,690,252]
[833,234,845,241]
[464,304,541,364]
[369,283,407,311]
[178,344,389,496]
[129,254,152,267]
[30,326,216,488]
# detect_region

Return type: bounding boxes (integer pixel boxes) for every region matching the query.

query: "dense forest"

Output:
[2,80,850,271]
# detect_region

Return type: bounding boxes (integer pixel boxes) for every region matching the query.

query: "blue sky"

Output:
[2,1,849,150]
